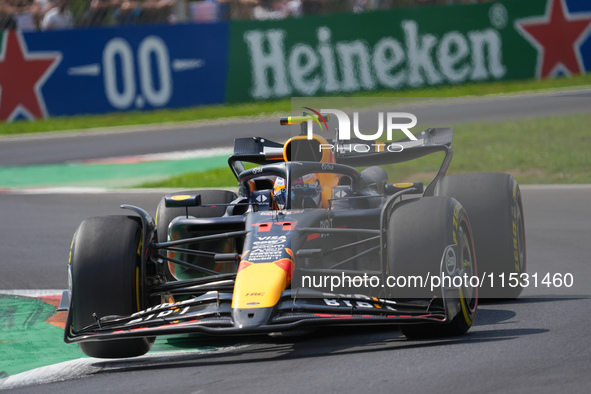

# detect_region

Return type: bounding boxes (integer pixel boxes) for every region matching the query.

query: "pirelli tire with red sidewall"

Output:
[387,197,478,338]
[69,215,154,358]
[435,173,526,299]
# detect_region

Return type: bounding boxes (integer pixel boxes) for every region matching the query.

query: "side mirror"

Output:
[164,194,202,208]
[384,182,423,196]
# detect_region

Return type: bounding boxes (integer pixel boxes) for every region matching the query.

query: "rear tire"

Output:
[70,216,153,358]
[387,197,478,338]
[435,173,526,299]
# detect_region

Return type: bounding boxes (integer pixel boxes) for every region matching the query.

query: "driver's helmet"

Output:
[291,173,322,208]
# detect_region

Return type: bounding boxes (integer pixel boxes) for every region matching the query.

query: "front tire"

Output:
[387,197,478,338]
[70,215,153,358]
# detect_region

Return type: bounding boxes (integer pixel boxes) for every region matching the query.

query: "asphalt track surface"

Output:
[1,186,591,393]
[1,90,591,392]
[1,89,591,166]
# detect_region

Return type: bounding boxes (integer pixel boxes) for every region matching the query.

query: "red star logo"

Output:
[0,30,61,121]
[516,0,591,78]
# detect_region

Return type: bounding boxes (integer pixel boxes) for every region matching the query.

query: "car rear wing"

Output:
[229,126,453,196]
[334,127,453,167]
[329,127,453,197]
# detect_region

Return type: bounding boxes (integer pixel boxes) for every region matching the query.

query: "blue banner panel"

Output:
[566,0,591,72]
[0,23,228,121]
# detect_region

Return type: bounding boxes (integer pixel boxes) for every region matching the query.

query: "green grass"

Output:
[2,74,591,136]
[380,114,591,184]
[139,111,591,187]
[141,167,239,188]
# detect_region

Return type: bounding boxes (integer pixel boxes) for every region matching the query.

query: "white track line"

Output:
[0,187,240,195]
[0,289,63,297]
[0,346,246,390]
[0,114,277,142]
[0,289,246,389]
[69,147,232,165]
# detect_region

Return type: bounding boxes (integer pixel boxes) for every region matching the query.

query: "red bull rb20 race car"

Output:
[60,116,526,358]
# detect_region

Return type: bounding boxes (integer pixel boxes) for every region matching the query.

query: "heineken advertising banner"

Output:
[0,23,229,121]
[226,0,591,102]
[0,0,590,121]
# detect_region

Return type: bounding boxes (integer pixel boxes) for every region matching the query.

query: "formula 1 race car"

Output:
[60,115,526,358]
